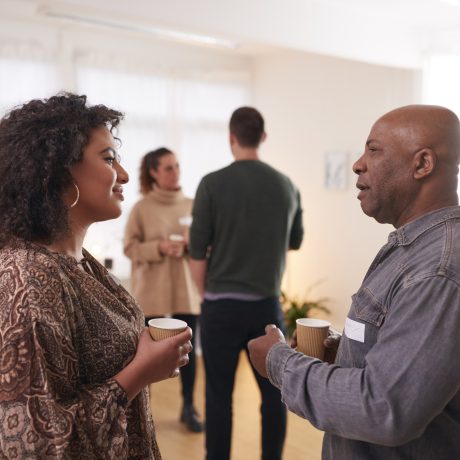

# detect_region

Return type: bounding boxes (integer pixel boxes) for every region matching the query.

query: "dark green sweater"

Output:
[190,160,303,297]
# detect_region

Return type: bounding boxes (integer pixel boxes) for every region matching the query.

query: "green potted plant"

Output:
[281,288,331,338]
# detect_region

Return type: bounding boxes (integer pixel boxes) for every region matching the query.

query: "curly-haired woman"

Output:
[0,93,192,459]
[124,148,203,432]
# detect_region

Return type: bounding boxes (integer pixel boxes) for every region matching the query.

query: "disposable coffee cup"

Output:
[148,318,188,341]
[168,234,185,257]
[296,318,331,360]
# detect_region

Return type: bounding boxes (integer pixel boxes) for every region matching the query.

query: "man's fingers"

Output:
[265,324,285,340]
[324,332,341,348]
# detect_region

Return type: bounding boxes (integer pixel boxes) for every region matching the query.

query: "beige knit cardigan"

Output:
[123,187,200,316]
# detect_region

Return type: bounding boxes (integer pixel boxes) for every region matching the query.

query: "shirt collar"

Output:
[388,206,460,246]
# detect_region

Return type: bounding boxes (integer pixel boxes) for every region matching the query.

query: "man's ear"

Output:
[261,132,267,144]
[414,148,436,179]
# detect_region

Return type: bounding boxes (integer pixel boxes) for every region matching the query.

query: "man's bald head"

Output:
[377,104,460,168]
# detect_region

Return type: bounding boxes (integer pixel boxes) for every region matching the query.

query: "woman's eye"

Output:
[105,157,115,165]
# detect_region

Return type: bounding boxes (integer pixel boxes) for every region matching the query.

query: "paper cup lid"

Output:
[296,318,331,328]
[148,318,187,330]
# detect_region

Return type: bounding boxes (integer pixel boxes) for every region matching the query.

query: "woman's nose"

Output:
[117,163,129,184]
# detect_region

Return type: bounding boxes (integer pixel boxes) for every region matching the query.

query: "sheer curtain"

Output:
[0,37,251,279]
[77,66,251,279]
[0,56,58,116]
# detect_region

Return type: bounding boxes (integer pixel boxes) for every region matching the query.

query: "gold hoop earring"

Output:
[70,183,80,208]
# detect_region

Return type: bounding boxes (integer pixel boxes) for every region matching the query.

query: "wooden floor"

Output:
[150,353,323,459]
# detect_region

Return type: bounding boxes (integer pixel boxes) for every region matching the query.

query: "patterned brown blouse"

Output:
[0,240,162,459]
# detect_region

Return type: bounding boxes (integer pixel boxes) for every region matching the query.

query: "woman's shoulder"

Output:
[0,241,64,283]
[0,242,67,323]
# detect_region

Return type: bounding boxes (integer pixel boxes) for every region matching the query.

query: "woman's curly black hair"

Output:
[0,92,123,247]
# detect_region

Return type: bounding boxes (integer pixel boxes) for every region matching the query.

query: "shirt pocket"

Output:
[352,287,387,327]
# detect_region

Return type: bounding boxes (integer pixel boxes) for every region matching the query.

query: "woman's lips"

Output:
[113,185,124,200]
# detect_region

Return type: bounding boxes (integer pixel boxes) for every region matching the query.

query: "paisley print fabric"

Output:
[0,240,161,459]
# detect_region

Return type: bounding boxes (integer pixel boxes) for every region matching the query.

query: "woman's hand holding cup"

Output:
[159,235,185,258]
[115,325,192,402]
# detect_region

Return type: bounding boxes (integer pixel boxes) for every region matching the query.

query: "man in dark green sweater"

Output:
[190,106,303,460]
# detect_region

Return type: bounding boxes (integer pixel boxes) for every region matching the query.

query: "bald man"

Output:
[248,105,460,459]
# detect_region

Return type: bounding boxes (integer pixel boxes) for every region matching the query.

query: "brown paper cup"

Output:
[148,318,187,341]
[296,318,331,360]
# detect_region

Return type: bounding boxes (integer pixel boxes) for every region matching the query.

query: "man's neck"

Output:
[232,147,260,161]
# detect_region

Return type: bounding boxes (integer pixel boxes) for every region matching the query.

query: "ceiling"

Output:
[7,0,460,69]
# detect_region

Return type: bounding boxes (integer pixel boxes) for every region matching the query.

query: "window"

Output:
[77,66,250,278]
[0,56,57,116]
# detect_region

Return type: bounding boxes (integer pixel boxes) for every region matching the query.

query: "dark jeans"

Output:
[201,297,287,460]
[145,313,198,406]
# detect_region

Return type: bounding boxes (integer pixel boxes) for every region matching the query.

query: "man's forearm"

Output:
[189,259,208,299]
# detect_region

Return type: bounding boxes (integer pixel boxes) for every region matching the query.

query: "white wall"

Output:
[252,49,422,328]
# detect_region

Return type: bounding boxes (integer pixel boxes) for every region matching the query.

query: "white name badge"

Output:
[344,317,365,343]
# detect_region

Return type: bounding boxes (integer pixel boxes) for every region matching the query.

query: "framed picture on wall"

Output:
[324,151,348,189]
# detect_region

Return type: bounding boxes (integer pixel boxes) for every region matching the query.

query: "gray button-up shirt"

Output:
[267,206,460,459]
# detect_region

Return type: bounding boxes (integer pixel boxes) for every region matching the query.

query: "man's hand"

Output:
[248,325,286,378]
[323,329,341,364]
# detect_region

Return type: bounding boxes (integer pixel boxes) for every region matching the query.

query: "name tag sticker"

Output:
[345,318,365,343]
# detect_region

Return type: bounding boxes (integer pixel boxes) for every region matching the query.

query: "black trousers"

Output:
[201,297,287,460]
[145,313,198,406]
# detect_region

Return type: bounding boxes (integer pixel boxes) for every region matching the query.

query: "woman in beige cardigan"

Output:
[124,147,203,433]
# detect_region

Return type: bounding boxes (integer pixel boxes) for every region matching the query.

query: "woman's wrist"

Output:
[114,359,146,402]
